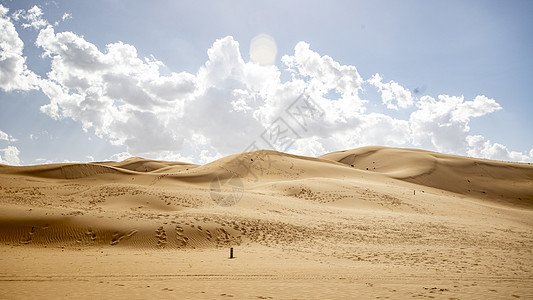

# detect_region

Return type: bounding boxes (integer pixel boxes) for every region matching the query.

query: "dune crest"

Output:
[321,146,533,206]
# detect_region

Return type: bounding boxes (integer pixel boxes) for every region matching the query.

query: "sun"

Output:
[249,33,277,65]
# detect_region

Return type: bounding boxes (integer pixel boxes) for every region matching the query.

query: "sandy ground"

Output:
[0,146,532,299]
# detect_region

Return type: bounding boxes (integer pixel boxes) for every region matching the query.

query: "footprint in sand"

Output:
[155,226,167,247]
[220,293,234,297]
[86,229,97,241]
[110,232,125,245]
[215,228,234,246]
[20,226,35,244]
[175,225,188,247]
[205,229,213,241]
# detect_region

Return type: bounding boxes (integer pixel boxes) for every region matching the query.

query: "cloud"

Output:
[0,129,21,165]
[466,135,533,162]
[61,13,72,21]
[368,73,414,110]
[1,7,530,163]
[11,5,48,30]
[108,152,132,162]
[33,32,376,161]
[452,95,501,122]
[34,158,52,164]
[32,28,531,163]
[0,145,21,165]
[409,95,501,155]
[282,42,365,114]
[0,129,16,141]
[36,26,196,153]
[0,5,39,92]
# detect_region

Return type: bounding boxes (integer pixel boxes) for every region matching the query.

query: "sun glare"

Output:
[249,33,277,65]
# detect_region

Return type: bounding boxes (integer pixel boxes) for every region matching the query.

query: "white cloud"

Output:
[452,95,501,122]
[409,95,501,154]
[0,129,16,141]
[0,129,20,165]
[36,26,196,153]
[0,145,21,165]
[0,7,529,164]
[358,113,411,146]
[198,149,223,164]
[108,152,132,162]
[53,12,72,27]
[107,150,196,164]
[282,41,365,114]
[34,158,53,164]
[0,129,9,141]
[0,5,39,91]
[32,29,531,163]
[61,13,72,21]
[11,5,48,30]
[368,73,414,110]
[311,113,410,153]
[466,135,532,162]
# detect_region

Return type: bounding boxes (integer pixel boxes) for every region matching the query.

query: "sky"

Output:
[0,0,532,165]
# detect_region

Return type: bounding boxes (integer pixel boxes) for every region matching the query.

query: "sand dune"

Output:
[321,146,533,207]
[99,157,200,173]
[0,147,532,299]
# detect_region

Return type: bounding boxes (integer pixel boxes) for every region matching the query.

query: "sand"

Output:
[0,146,532,299]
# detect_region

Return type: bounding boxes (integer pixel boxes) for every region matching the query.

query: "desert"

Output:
[2,1,533,299]
[0,146,532,299]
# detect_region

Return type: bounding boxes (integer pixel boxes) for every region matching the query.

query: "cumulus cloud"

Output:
[61,13,72,21]
[0,5,530,163]
[31,27,531,162]
[36,26,197,153]
[11,5,48,30]
[282,42,365,114]
[0,5,39,91]
[32,31,373,160]
[409,95,501,155]
[0,129,16,141]
[368,73,414,110]
[452,95,501,122]
[0,145,21,165]
[108,152,133,162]
[0,129,21,165]
[0,130,8,141]
[466,135,533,162]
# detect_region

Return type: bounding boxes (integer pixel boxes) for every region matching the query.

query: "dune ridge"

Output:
[321,146,533,206]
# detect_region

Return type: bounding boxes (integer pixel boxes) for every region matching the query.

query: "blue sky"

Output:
[0,0,532,165]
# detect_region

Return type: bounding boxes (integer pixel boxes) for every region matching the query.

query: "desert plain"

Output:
[0,146,532,299]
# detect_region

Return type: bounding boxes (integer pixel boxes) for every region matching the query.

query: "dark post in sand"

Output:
[230,247,234,259]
